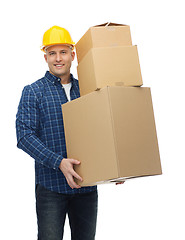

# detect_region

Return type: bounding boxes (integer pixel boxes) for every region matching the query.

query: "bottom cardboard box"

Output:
[62,86,162,186]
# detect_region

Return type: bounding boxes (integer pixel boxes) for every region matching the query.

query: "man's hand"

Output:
[59,158,83,189]
[115,181,125,185]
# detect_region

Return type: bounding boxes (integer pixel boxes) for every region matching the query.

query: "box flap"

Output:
[93,22,128,27]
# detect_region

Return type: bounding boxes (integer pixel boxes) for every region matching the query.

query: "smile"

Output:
[54,64,64,68]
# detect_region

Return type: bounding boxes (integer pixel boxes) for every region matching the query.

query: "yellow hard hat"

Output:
[41,25,75,52]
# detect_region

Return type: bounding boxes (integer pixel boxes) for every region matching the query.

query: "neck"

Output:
[49,71,71,84]
[60,74,71,84]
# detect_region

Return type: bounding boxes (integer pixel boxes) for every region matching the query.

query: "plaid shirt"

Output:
[16,71,97,194]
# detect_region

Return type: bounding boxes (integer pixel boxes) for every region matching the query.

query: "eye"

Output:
[49,52,55,56]
[61,50,67,54]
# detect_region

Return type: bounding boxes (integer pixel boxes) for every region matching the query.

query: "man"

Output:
[16,26,98,240]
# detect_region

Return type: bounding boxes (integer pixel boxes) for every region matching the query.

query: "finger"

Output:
[67,175,81,189]
[116,181,125,185]
[71,169,83,182]
[69,159,81,165]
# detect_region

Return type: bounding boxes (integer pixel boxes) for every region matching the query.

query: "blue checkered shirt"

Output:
[16,71,97,194]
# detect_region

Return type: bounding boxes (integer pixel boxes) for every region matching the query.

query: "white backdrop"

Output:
[1,0,185,239]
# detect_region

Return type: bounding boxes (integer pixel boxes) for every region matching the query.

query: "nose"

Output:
[56,52,62,62]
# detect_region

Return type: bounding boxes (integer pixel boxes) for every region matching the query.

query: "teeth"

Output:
[55,64,64,67]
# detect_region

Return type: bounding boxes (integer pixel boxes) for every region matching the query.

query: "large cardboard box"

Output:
[75,22,132,63]
[62,87,162,186]
[77,45,143,96]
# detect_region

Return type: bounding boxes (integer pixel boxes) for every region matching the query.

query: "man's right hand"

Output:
[59,158,83,189]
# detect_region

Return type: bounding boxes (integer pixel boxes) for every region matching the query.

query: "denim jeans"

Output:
[36,184,98,240]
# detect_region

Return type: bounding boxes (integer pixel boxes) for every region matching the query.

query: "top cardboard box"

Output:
[75,22,132,63]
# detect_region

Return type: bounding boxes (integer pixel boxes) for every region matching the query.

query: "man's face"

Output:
[44,45,75,79]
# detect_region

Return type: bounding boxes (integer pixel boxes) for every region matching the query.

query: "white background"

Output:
[1,0,185,239]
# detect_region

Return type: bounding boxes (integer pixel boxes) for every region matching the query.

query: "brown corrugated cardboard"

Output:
[75,22,132,63]
[77,45,143,96]
[62,87,162,186]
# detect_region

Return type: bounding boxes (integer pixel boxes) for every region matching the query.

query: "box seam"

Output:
[92,49,99,90]
[107,87,120,178]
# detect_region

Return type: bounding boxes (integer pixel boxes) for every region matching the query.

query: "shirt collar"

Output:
[44,71,74,85]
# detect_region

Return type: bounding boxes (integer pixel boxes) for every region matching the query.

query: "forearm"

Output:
[17,133,62,170]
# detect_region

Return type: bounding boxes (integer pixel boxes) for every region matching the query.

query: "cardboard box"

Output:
[75,22,132,63]
[62,87,162,186]
[77,45,143,96]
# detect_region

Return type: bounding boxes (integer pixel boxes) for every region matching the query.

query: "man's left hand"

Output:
[115,181,125,185]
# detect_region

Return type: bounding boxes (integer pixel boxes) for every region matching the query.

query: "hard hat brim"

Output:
[41,43,75,52]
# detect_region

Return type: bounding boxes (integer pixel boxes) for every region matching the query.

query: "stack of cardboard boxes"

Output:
[62,23,162,186]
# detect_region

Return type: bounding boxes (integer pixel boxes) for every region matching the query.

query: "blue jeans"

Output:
[36,184,98,240]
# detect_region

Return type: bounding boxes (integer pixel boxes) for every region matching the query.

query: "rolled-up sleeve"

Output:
[16,85,62,170]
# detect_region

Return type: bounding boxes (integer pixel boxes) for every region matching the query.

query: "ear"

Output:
[44,54,48,63]
[71,51,75,61]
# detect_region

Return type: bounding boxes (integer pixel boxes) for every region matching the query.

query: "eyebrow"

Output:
[48,49,68,54]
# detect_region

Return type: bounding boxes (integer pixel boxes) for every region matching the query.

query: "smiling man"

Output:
[44,44,75,84]
[16,26,98,240]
